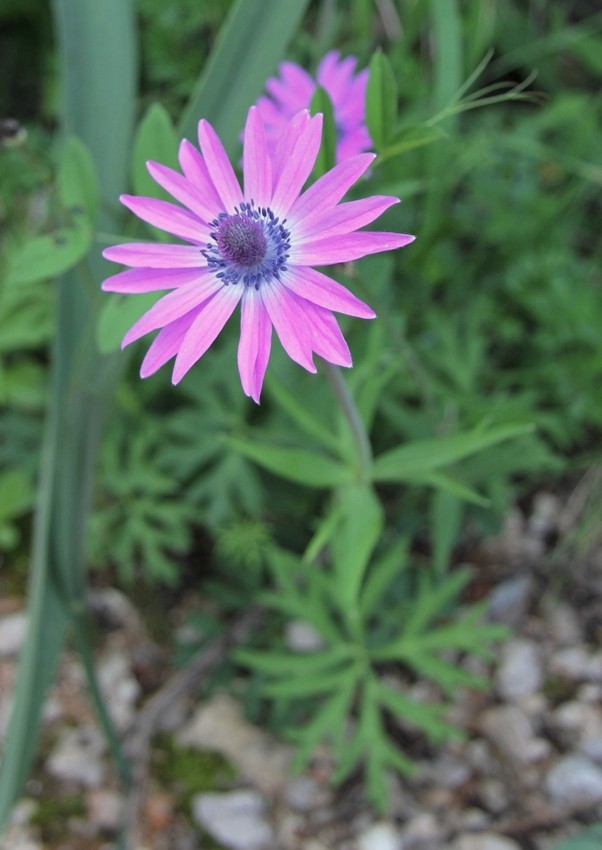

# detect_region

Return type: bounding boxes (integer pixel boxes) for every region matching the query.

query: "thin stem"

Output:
[71,604,132,788]
[322,361,372,482]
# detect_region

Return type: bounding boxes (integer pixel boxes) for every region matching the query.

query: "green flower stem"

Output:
[71,602,132,788]
[322,361,372,482]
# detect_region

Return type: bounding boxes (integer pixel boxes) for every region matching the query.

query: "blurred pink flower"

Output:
[102,107,413,403]
[255,51,371,163]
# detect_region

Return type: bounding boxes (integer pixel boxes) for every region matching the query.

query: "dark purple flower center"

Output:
[202,202,291,289]
[216,216,267,266]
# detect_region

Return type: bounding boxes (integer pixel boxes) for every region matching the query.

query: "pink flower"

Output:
[102,107,414,403]
[255,51,371,163]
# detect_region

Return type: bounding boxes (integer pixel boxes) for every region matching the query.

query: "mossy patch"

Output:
[152,735,237,813]
[30,790,86,843]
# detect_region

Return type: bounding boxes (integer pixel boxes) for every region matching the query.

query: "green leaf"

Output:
[5,222,92,287]
[372,423,534,482]
[263,665,354,698]
[414,471,489,506]
[332,485,384,612]
[266,374,341,455]
[377,124,446,162]
[552,826,602,850]
[366,49,398,150]
[96,292,160,355]
[360,538,409,618]
[57,135,100,222]
[290,676,357,772]
[235,645,352,678]
[310,85,336,179]
[132,103,179,200]
[377,683,459,743]
[0,469,35,523]
[180,0,312,151]
[226,436,350,488]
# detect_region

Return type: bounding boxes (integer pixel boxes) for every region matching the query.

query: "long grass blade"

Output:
[179,0,312,149]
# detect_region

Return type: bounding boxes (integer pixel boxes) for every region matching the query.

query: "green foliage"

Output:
[552,826,602,850]
[237,522,506,810]
[310,85,336,178]
[89,424,194,584]
[366,49,398,151]
[3,0,602,823]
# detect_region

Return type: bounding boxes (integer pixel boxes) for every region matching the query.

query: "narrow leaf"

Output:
[373,423,533,482]
[57,135,100,222]
[366,49,398,150]
[227,436,350,488]
[132,103,179,200]
[5,223,92,287]
[310,85,336,179]
[96,292,161,355]
[180,0,311,150]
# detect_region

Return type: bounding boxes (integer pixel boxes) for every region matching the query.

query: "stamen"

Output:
[201,202,291,289]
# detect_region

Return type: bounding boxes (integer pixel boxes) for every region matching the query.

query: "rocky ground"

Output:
[1,490,601,850]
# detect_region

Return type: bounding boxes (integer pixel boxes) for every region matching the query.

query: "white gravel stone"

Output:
[357,822,401,850]
[487,575,533,628]
[580,736,602,764]
[545,754,602,804]
[427,754,471,788]
[399,812,442,848]
[284,619,325,652]
[552,701,602,748]
[86,789,123,831]
[284,776,331,812]
[495,639,543,701]
[478,778,511,814]
[178,693,290,796]
[0,613,28,657]
[192,790,274,850]
[97,651,140,732]
[46,726,106,787]
[548,604,582,645]
[549,646,602,682]
[450,833,521,850]
[480,705,550,765]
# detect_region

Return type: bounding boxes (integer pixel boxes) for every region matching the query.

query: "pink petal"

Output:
[139,308,202,377]
[102,267,207,294]
[243,106,272,208]
[271,109,312,187]
[122,273,221,346]
[336,125,372,162]
[271,114,323,217]
[178,140,223,209]
[147,161,216,222]
[282,267,375,319]
[293,296,352,367]
[120,194,208,243]
[237,288,272,403]
[197,119,243,214]
[287,153,375,227]
[278,61,315,104]
[294,196,399,242]
[172,285,242,383]
[261,281,316,373]
[103,242,207,269]
[289,231,415,265]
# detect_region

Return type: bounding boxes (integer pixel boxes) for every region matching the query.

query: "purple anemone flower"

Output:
[255,50,371,163]
[102,106,414,403]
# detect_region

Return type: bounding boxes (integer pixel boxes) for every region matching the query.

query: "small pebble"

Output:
[451,833,521,850]
[0,613,28,657]
[545,754,602,803]
[357,821,401,850]
[192,790,274,850]
[495,639,543,701]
